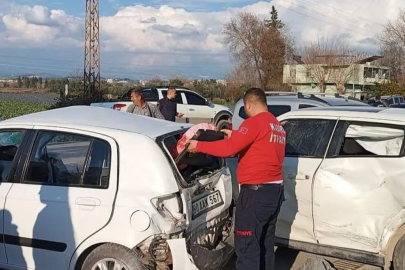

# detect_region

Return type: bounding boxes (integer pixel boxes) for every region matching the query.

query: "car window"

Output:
[121,89,159,102]
[400,96,404,103]
[185,92,206,106]
[281,119,335,157]
[394,97,400,104]
[389,98,395,105]
[24,131,111,187]
[239,105,291,119]
[161,90,184,104]
[327,122,404,157]
[142,89,159,101]
[0,130,25,182]
[299,104,317,109]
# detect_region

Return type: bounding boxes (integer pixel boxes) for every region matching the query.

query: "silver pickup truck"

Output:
[91,87,233,129]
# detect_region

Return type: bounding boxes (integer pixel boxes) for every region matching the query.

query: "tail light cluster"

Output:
[150,192,185,227]
[113,104,126,111]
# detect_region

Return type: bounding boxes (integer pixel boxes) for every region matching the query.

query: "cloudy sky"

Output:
[0,0,404,79]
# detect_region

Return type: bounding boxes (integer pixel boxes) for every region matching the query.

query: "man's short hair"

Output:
[376,94,381,100]
[168,87,176,92]
[131,88,143,98]
[243,88,267,105]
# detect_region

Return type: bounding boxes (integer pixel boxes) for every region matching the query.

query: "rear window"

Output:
[160,132,224,185]
[299,104,316,109]
[161,90,184,104]
[239,105,291,119]
[121,89,159,102]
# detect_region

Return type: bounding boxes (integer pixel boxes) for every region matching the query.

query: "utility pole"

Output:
[84,0,100,99]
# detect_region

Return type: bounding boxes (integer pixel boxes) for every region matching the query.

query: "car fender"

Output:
[379,209,405,260]
[214,110,233,125]
[68,206,174,270]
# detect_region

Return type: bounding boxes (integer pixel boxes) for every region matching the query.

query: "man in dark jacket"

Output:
[157,87,184,122]
[372,95,385,107]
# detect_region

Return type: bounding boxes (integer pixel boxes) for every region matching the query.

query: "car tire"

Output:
[393,235,405,270]
[216,119,231,130]
[81,243,147,270]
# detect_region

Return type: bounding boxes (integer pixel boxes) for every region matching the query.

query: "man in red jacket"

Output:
[188,88,286,270]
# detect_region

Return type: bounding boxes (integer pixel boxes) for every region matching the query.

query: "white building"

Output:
[283,56,390,100]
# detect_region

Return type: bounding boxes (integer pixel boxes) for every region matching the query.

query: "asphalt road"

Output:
[223,247,381,270]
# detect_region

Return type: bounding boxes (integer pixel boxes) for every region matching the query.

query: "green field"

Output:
[0,100,49,120]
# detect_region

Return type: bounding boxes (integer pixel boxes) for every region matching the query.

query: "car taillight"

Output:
[150,193,185,225]
[113,104,126,111]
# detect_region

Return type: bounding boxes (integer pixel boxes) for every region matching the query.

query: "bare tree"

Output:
[302,38,363,94]
[223,11,294,90]
[378,9,405,81]
[225,65,258,102]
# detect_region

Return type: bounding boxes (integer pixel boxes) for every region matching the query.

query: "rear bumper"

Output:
[168,207,235,270]
[190,235,234,270]
[167,236,234,270]
[188,208,235,270]
[167,238,199,270]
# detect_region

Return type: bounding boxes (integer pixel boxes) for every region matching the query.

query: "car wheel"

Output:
[82,243,147,270]
[216,119,231,130]
[393,235,405,269]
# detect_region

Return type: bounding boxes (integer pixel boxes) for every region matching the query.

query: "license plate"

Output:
[192,191,224,219]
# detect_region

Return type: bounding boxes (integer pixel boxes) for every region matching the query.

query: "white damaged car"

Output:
[274,106,405,270]
[0,106,234,270]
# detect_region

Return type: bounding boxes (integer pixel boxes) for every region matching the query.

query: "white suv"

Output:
[0,106,234,270]
[91,87,233,130]
[232,92,369,130]
[232,105,405,269]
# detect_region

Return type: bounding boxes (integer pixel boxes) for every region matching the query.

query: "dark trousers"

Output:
[235,184,284,270]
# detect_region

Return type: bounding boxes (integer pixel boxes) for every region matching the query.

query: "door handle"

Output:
[75,197,101,206]
[189,109,195,111]
[288,174,310,180]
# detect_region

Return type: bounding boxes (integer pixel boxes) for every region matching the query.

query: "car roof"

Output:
[234,93,368,108]
[280,106,405,122]
[319,97,368,106]
[0,106,190,138]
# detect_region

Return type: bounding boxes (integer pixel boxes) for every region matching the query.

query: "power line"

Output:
[276,3,378,37]
[297,0,384,29]
[279,0,379,36]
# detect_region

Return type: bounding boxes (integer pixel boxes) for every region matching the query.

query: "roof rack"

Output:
[264,91,329,104]
[264,91,364,104]
[264,91,297,96]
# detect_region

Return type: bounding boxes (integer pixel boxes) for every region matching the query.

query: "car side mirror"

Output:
[206,99,211,106]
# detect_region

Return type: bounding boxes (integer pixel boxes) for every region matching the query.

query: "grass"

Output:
[0,100,49,120]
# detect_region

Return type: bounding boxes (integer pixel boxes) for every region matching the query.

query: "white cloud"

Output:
[0,3,82,46]
[272,0,405,52]
[0,0,405,78]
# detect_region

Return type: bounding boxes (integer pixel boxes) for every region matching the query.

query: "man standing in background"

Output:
[188,88,286,270]
[158,87,184,122]
[126,89,165,119]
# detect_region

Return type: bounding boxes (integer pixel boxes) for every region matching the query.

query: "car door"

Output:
[0,128,30,266]
[3,127,118,270]
[313,119,405,253]
[183,91,212,124]
[276,117,338,244]
[160,90,188,123]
